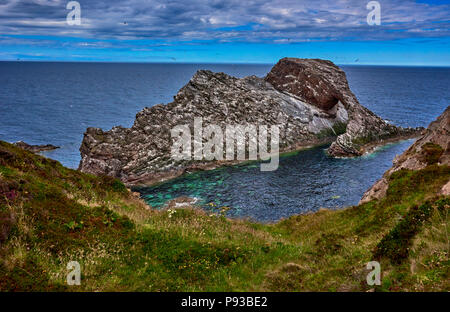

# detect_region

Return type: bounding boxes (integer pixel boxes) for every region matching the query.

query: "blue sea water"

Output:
[0,62,449,221]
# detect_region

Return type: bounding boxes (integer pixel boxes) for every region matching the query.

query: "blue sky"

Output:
[0,0,449,65]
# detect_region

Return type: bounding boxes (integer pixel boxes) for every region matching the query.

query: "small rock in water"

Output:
[164,196,198,209]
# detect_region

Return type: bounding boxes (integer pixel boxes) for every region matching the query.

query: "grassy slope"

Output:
[0,141,448,291]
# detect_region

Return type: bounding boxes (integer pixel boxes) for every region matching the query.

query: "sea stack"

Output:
[79,58,421,186]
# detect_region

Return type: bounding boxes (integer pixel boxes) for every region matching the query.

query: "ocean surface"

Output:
[1,62,449,221]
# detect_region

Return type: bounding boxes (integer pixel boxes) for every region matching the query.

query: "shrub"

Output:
[420,142,443,165]
[373,200,438,264]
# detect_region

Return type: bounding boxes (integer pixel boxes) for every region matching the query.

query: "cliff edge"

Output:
[361,106,450,204]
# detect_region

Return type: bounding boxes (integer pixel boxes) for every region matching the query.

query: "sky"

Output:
[0,0,449,65]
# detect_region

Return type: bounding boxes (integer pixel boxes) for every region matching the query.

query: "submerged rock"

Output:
[164,196,199,209]
[360,106,450,203]
[79,58,420,185]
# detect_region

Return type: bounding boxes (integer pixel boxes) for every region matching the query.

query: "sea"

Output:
[0,62,448,221]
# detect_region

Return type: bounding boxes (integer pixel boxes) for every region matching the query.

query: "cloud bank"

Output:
[0,0,448,64]
[0,0,448,42]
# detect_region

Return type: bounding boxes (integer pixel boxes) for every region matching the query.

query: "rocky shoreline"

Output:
[14,141,60,153]
[79,58,422,186]
[127,138,333,187]
[358,132,422,155]
[129,134,423,187]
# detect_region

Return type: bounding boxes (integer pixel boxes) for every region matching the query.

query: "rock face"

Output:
[266,58,349,111]
[266,58,421,157]
[360,106,450,204]
[79,58,420,186]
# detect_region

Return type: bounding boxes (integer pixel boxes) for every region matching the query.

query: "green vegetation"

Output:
[420,142,444,165]
[0,141,448,291]
[352,133,379,147]
[374,198,448,264]
[317,121,347,139]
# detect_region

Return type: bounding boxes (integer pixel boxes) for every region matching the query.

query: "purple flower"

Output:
[5,190,18,201]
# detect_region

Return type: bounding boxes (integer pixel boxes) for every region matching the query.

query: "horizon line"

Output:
[1,60,450,68]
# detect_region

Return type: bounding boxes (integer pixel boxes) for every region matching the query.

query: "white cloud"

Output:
[0,0,448,43]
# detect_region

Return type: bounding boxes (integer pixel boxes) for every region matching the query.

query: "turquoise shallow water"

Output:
[136,140,415,222]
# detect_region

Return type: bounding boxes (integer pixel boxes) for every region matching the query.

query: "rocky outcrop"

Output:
[266,58,352,112]
[266,58,420,157]
[164,197,199,209]
[79,58,420,186]
[360,106,450,203]
[14,141,59,153]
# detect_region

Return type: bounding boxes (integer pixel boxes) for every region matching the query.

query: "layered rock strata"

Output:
[79,58,420,185]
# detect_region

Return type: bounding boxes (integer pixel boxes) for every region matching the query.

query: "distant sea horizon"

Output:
[1,60,450,67]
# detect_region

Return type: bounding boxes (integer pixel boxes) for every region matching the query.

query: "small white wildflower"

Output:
[167,209,176,218]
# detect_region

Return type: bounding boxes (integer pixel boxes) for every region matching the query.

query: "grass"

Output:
[374,198,448,264]
[0,140,448,291]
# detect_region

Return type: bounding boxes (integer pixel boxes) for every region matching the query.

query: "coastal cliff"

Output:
[361,106,450,203]
[79,58,420,185]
